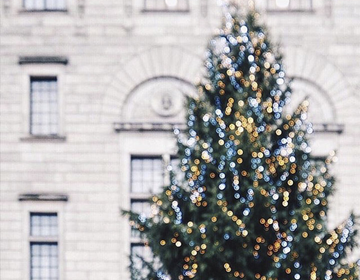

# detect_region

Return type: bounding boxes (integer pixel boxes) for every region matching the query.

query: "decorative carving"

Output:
[151,87,184,117]
[121,77,195,124]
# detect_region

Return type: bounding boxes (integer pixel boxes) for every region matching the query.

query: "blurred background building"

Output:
[1,0,359,279]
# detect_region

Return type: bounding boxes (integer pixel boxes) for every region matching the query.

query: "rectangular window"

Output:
[130,156,179,277]
[30,213,58,280]
[23,0,66,11]
[131,157,163,194]
[30,213,58,236]
[267,0,313,11]
[143,0,189,12]
[30,77,58,136]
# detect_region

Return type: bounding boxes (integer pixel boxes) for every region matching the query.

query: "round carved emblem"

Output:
[150,86,184,117]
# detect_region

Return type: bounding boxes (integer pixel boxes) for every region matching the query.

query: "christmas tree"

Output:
[125,4,359,280]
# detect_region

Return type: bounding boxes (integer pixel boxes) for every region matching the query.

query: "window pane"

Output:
[34,0,45,10]
[30,213,58,237]
[46,0,57,9]
[131,244,162,278]
[170,157,183,184]
[31,243,58,280]
[131,157,163,193]
[30,77,58,136]
[24,0,66,10]
[131,245,154,277]
[131,201,153,237]
[268,0,313,10]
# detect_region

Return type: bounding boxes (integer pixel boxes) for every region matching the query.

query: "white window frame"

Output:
[22,203,65,280]
[29,76,59,136]
[29,213,59,280]
[129,153,178,278]
[20,64,65,139]
[119,130,178,278]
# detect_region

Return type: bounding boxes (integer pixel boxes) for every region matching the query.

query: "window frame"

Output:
[29,76,59,137]
[130,156,164,195]
[22,203,65,280]
[118,128,179,278]
[20,64,66,141]
[30,242,59,280]
[129,155,165,242]
[128,153,179,271]
[29,213,59,280]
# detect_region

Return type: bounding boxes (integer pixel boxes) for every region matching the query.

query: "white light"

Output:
[276,0,290,9]
[165,0,178,7]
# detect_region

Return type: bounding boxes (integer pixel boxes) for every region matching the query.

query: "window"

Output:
[131,157,163,194]
[267,0,313,11]
[130,156,179,276]
[143,0,189,12]
[23,0,66,11]
[30,77,58,136]
[29,213,59,280]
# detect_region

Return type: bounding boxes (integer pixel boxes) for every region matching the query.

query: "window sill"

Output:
[114,122,186,132]
[20,135,66,143]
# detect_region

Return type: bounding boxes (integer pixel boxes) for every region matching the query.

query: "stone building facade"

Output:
[0,0,359,279]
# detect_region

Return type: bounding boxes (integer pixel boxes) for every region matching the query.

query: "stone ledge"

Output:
[20,135,67,143]
[312,123,344,134]
[19,56,69,65]
[114,122,186,132]
[18,9,68,14]
[114,122,343,133]
[18,193,68,202]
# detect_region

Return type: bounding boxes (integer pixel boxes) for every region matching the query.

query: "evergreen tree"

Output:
[125,5,359,280]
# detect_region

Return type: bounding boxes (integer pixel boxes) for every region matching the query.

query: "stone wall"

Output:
[1,1,359,279]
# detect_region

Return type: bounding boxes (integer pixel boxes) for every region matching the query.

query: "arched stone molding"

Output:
[101,45,203,123]
[284,77,337,124]
[283,46,357,124]
[121,76,196,124]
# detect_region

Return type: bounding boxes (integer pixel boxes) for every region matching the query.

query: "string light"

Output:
[125,4,359,280]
